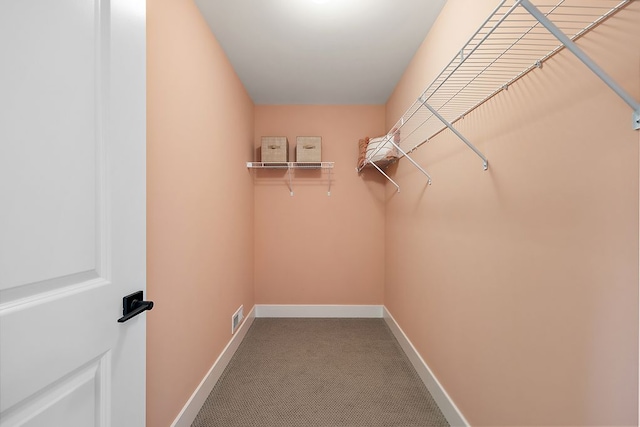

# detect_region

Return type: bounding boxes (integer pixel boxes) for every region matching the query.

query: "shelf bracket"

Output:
[519,0,640,131]
[287,166,293,196]
[420,98,489,170]
[370,160,400,193]
[389,140,432,186]
[362,131,432,190]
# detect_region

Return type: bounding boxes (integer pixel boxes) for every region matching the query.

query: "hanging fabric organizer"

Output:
[358,0,639,192]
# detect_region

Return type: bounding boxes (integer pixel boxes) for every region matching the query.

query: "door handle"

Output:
[118,290,154,323]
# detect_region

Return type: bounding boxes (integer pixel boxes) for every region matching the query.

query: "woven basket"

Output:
[261,136,289,162]
[296,136,321,162]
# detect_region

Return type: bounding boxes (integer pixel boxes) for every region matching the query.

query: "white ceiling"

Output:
[194,0,447,105]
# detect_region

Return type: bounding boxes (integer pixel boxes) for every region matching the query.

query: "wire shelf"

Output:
[395,0,632,157]
[246,162,335,195]
[247,162,334,169]
[367,0,638,190]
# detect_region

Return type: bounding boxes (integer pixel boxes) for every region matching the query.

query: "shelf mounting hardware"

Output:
[287,167,293,196]
[371,160,400,193]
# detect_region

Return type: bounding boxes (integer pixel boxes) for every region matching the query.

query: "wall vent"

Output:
[231,305,244,334]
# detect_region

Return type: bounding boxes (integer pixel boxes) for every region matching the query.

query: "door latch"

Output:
[117,290,154,323]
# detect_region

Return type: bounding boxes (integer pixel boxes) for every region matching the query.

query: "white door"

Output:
[0,0,147,426]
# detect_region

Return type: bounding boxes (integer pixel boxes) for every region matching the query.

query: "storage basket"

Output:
[296,136,321,162]
[261,136,289,162]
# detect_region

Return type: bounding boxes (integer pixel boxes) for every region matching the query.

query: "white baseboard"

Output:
[255,304,383,318]
[170,306,256,427]
[383,307,469,427]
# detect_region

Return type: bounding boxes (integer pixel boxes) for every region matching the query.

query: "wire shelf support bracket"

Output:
[370,161,400,193]
[384,137,433,187]
[358,127,432,191]
[419,98,489,170]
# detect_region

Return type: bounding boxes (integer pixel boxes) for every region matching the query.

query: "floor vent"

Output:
[231,305,243,334]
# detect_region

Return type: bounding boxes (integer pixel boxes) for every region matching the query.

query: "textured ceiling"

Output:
[194,0,447,104]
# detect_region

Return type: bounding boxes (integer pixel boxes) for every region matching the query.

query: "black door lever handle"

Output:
[118,291,154,323]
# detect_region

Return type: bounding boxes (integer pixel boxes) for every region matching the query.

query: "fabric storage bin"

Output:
[296,136,321,162]
[261,136,289,162]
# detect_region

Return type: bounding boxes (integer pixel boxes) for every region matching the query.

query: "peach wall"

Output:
[384,1,640,425]
[254,105,386,305]
[146,1,255,426]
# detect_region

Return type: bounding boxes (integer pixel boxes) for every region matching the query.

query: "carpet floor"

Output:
[192,318,450,427]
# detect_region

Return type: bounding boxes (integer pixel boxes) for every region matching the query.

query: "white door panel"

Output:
[0,281,114,413]
[2,355,107,427]
[0,0,146,426]
[0,0,97,290]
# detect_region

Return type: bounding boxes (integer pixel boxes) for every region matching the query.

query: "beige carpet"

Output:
[192,318,450,427]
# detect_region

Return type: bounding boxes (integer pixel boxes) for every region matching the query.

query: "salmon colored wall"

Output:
[254,105,386,305]
[146,1,255,426]
[384,1,639,425]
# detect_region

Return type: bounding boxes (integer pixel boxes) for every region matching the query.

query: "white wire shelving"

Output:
[246,161,334,196]
[361,0,639,191]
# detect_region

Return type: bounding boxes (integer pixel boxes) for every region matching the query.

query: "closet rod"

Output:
[519,0,640,130]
